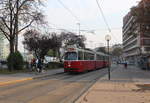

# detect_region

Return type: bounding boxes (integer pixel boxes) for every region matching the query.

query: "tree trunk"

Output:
[9,38,15,71]
[15,35,18,52]
[57,48,61,62]
[15,0,19,52]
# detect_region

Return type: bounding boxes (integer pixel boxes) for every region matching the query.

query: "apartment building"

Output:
[0,34,9,60]
[0,38,4,59]
[123,0,150,64]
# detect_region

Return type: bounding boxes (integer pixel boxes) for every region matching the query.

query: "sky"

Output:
[18,0,139,52]
[43,0,139,49]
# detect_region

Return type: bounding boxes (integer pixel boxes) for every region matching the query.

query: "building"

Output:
[0,37,4,59]
[3,43,10,59]
[0,34,10,60]
[123,0,150,64]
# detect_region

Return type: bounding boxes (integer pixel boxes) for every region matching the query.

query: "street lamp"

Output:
[105,35,111,80]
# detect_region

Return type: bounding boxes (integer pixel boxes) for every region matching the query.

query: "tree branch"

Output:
[18,0,28,10]
[0,27,10,41]
[0,17,10,31]
[18,19,34,33]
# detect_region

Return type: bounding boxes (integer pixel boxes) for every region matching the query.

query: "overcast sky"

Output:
[17,0,139,52]
[43,0,139,48]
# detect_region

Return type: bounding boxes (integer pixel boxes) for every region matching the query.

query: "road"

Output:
[0,66,115,103]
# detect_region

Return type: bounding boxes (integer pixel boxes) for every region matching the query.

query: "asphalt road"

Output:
[0,66,115,103]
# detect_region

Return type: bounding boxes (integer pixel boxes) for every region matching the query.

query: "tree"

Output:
[51,33,62,60]
[131,1,150,23]
[7,51,24,71]
[60,32,86,48]
[23,30,61,61]
[96,47,106,54]
[112,47,123,58]
[0,0,44,55]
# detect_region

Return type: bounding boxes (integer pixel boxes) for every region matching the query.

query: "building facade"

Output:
[0,37,4,59]
[123,0,150,64]
[0,34,9,60]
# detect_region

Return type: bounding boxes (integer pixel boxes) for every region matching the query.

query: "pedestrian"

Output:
[31,58,36,69]
[124,61,127,69]
[37,59,43,73]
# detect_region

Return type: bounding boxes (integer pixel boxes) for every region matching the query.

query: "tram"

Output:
[64,45,109,73]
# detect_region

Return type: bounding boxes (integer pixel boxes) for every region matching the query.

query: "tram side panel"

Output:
[96,60,104,69]
[95,54,105,69]
[82,52,96,71]
[82,61,96,71]
[64,61,85,72]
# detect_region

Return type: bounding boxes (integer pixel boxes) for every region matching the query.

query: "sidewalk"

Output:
[76,65,150,103]
[0,68,64,86]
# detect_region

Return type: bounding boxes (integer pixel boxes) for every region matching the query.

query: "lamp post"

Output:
[105,35,111,80]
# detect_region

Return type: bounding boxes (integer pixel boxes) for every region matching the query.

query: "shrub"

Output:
[7,51,24,70]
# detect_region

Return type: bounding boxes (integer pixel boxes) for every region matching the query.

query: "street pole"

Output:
[107,40,110,80]
[105,35,111,80]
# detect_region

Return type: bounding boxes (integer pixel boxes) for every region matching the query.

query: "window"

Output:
[89,53,94,60]
[78,51,83,60]
[64,52,77,60]
[84,52,94,60]
[96,54,103,60]
[143,39,150,45]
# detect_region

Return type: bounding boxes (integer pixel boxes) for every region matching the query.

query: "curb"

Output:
[0,74,51,86]
[74,67,117,103]
[0,72,65,86]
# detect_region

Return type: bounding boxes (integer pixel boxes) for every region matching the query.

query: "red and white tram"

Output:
[64,45,109,73]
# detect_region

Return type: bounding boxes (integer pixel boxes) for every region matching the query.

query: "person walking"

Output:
[124,61,127,69]
[37,59,43,73]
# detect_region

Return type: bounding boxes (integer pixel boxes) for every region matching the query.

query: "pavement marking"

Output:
[0,78,33,86]
[0,72,65,87]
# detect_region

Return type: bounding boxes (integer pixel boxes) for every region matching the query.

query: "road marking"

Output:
[0,78,33,86]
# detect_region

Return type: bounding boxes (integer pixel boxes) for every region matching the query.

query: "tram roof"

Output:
[66,45,108,56]
[78,48,108,56]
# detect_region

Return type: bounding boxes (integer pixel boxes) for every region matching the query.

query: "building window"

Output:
[143,39,150,45]
[145,47,150,52]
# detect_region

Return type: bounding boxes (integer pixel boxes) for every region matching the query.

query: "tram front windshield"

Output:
[65,52,77,60]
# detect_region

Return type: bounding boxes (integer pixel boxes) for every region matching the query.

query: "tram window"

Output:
[105,56,108,60]
[65,52,77,60]
[84,52,94,60]
[104,56,106,60]
[78,51,83,60]
[84,52,88,60]
[97,54,103,60]
[89,53,94,60]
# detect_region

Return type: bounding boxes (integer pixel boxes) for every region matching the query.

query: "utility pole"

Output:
[105,35,111,80]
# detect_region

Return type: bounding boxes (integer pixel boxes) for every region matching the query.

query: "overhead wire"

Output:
[55,0,121,44]
[96,0,111,33]
[48,22,95,34]
[96,0,120,44]
[57,0,95,34]
[57,0,80,22]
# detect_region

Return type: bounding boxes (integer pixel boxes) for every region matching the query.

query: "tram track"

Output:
[0,66,116,103]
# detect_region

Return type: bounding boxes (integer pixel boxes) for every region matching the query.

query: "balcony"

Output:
[123,38,137,48]
[124,44,139,52]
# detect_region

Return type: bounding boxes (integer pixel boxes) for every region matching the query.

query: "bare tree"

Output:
[0,0,44,54]
[60,32,86,48]
[23,30,61,61]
